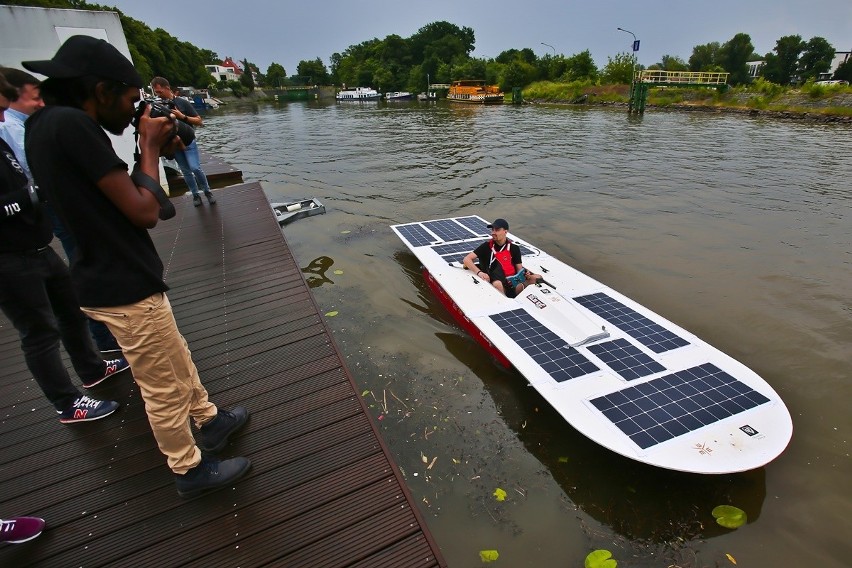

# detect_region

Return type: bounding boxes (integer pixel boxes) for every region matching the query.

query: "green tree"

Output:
[563,50,598,81]
[296,58,329,85]
[240,58,255,90]
[689,42,720,71]
[761,35,804,84]
[659,54,689,71]
[408,21,475,63]
[500,59,536,91]
[266,62,287,88]
[718,33,754,85]
[798,37,835,82]
[601,52,634,84]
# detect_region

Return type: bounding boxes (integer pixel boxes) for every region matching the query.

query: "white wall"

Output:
[0,6,165,183]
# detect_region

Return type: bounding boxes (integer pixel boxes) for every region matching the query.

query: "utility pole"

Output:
[617,27,644,113]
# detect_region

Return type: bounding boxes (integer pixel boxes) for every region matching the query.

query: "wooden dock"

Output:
[0,182,446,567]
[164,149,244,195]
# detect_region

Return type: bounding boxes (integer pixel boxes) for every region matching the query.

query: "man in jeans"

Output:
[0,70,126,423]
[24,36,249,497]
[150,76,215,207]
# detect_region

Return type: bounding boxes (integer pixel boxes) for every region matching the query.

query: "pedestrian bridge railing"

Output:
[635,70,730,86]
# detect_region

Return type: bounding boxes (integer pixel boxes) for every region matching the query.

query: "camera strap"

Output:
[130,166,176,220]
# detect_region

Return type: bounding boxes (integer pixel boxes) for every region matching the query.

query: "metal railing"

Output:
[636,70,729,85]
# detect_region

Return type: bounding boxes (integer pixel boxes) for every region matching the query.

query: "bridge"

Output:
[629,70,730,114]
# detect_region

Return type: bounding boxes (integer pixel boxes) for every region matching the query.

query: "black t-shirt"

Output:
[171,96,198,125]
[25,106,168,307]
[472,239,522,275]
[0,138,52,253]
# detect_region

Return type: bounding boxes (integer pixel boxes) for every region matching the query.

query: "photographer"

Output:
[0,70,125,423]
[23,36,250,497]
[150,77,215,207]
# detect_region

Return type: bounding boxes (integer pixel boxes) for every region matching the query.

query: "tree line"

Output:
[6,2,850,94]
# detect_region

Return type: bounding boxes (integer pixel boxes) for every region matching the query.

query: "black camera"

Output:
[132,98,195,147]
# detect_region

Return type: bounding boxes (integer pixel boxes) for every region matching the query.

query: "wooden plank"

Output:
[0,181,446,568]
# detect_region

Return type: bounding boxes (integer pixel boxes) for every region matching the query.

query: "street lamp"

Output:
[541,42,556,57]
[616,27,639,83]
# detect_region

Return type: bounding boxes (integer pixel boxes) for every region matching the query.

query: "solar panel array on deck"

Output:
[491,309,599,382]
[587,338,666,381]
[574,292,690,353]
[423,219,479,242]
[589,363,771,449]
[396,223,436,247]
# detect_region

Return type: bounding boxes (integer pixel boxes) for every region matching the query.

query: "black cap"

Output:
[22,35,143,88]
[487,218,509,230]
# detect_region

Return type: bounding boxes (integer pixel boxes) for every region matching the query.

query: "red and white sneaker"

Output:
[82,357,130,388]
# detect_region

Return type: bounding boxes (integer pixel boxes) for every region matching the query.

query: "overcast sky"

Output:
[105,0,851,76]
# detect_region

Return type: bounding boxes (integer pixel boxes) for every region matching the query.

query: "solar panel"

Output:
[574,292,690,353]
[455,216,490,236]
[432,241,479,256]
[590,363,771,449]
[396,223,437,247]
[423,219,479,242]
[491,309,599,382]
[587,338,666,381]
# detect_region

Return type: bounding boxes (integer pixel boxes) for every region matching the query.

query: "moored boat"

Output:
[384,91,413,100]
[447,80,504,104]
[270,198,326,225]
[335,87,381,101]
[392,215,792,474]
[417,91,437,101]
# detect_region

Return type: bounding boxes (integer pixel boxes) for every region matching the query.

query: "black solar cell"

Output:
[491,309,599,382]
[574,292,690,353]
[589,364,770,449]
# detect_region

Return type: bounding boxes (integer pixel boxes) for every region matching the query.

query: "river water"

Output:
[199,100,850,567]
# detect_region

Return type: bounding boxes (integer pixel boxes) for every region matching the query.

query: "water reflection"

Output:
[301,256,336,288]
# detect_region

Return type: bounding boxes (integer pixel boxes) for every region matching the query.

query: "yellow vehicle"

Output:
[447,80,504,104]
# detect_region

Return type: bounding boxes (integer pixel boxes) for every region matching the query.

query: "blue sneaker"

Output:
[58,396,119,424]
[82,357,130,388]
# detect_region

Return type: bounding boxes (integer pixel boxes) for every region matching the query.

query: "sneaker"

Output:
[175,456,251,498]
[58,396,119,423]
[192,194,202,207]
[0,517,45,544]
[198,407,249,453]
[205,191,216,205]
[82,357,130,389]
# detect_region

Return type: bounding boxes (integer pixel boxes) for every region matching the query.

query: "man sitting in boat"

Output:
[463,218,538,297]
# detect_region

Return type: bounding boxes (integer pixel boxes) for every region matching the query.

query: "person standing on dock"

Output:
[150,76,216,207]
[0,70,126,423]
[22,36,250,497]
[0,66,122,355]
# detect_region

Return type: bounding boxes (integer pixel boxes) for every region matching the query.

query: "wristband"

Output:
[131,167,176,220]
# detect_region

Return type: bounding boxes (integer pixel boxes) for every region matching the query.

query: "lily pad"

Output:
[324,311,339,317]
[333,269,344,275]
[712,505,747,529]
[479,550,499,562]
[585,549,617,568]
[493,487,507,502]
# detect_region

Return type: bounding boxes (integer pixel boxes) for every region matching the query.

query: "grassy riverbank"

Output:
[524,79,852,122]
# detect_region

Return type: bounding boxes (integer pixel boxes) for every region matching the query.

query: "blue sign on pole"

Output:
[632,40,640,52]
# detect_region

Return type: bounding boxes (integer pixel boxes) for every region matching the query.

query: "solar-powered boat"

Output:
[391,215,793,474]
